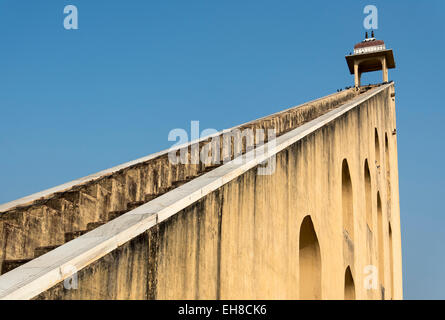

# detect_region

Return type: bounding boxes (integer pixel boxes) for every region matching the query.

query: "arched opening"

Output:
[389,223,394,299]
[357,66,384,86]
[375,129,380,168]
[377,192,384,295]
[344,266,356,300]
[299,215,322,300]
[385,133,391,214]
[342,159,354,241]
[364,159,372,231]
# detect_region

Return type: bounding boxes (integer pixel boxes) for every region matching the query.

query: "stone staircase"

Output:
[0,88,362,279]
[0,164,220,275]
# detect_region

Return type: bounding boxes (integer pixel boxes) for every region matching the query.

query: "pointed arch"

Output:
[389,223,394,299]
[364,159,372,231]
[342,159,354,241]
[375,128,381,168]
[299,215,322,300]
[385,133,390,173]
[385,133,391,216]
[344,266,356,300]
[377,192,384,294]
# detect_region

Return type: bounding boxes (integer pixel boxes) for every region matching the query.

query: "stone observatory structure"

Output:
[0,35,401,300]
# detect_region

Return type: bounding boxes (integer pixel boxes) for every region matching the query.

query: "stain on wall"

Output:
[0,89,359,275]
[33,86,402,300]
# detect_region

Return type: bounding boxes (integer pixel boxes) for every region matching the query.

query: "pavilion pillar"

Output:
[381,57,388,83]
[354,61,361,87]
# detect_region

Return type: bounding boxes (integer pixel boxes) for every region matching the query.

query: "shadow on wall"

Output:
[364,159,372,232]
[344,266,356,300]
[342,160,354,241]
[299,215,321,300]
[377,191,384,298]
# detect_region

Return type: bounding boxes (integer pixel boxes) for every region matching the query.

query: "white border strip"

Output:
[0,90,350,213]
[0,84,392,300]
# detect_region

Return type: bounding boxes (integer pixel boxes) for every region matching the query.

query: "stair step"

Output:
[127,201,145,211]
[204,164,220,172]
[45,198,68,212]
[2,258,33,274]
[86,221,105,231]
[144,194,158,202]
[172,178,192,188]
[158,186,174,194]
[65,230,88,242]
[107,210,127,221]
[83,184,99,198]
[58,190,81,204]
[34,245,60,258]
[143,177,195,203]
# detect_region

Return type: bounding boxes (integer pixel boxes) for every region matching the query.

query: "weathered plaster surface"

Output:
[0,89,358,275]
[0,84,402,300]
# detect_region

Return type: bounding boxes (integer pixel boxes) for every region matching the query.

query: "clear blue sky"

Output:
[0,1,443,299]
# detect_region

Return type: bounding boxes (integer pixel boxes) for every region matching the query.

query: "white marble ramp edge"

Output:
[0,84,391,299]
[0,89,345,214]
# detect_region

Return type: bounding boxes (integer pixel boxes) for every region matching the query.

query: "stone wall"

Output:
[0,89,359,275]
[34,85,402,300]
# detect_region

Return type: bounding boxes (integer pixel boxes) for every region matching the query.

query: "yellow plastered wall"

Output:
[36,85,402,300]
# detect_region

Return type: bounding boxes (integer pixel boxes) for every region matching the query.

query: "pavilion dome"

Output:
[353,37,386,54]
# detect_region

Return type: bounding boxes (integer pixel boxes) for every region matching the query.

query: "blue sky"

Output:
[0,1,443,299]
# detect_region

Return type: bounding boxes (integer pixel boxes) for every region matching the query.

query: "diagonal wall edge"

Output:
[0,83,395,300]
